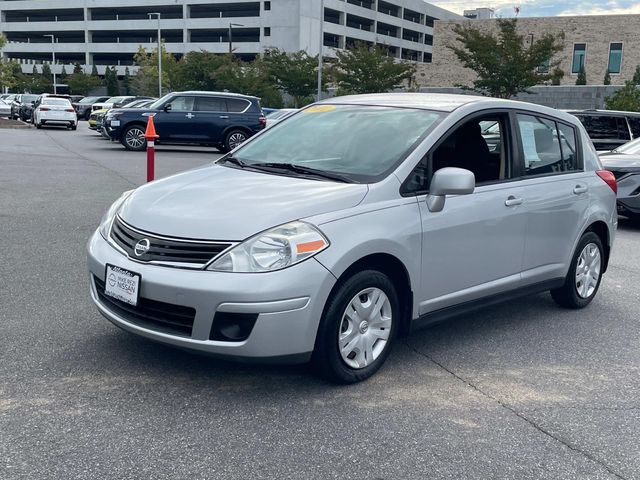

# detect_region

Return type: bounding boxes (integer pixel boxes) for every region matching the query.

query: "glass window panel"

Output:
[572,43,586,74]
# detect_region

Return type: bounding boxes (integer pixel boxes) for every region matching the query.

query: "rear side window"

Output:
[626,117,640,138]
[577,115,629,140]
[196,96,227,112]
[517,114,580,175]
[226,98,251,113]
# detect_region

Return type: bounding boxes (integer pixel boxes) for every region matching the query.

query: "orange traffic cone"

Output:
[145,115,159,140]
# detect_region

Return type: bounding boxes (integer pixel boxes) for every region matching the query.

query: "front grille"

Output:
[110,216,232,268]
[94,276,195,337]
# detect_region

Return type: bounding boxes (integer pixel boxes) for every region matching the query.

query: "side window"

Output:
[617,117,631,141]
[402,113,511,194]
[226,98,250,113]
[579,115,621,140]
[627,117,640,138]
[167,96,195,112]
[196,96,227,112]
[517,114,579,175]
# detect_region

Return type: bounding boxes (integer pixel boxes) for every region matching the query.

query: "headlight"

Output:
[207,221,329,273]
[98,190,134,239]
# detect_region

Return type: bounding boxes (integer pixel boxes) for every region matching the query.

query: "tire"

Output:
[312,270,400,384]
[551,231,604,309]
[121,125,147,151]
[223,129,248,152]
[35,121,42,129]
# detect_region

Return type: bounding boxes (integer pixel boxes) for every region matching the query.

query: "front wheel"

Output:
[551,232,604,309]
[121,125,147,151]
[312,270,399,384]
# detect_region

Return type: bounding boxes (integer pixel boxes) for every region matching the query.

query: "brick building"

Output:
[417,15,640,88]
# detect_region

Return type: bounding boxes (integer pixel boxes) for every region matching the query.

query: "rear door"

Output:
[514,114,591,285]
[194,96,228,143]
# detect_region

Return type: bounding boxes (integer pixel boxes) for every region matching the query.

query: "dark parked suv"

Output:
[73,96,110,120]
[11,94,40,121]
[104,91,266,151]
[569,109,640,151]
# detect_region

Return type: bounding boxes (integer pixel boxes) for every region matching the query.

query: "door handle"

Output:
[219,115,229,119]
[505,196,524,207]
[185,113,195,119]
[573,184,588,194]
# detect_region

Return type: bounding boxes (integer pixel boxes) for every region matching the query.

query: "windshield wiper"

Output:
[249,162,353,183]
[219,155,246,168]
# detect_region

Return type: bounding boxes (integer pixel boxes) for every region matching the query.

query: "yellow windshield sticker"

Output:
[304,105,337,113]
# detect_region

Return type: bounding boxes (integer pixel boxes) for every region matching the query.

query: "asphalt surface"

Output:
[1,124,639,479]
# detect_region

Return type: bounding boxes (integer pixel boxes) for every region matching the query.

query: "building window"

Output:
[608,43,623,74]
[572,43,586,74]
[264,1,270,10]
[264,27,270,36]
[425,16,436,28]
[424,34,433,46]
[537,58,550,73]
[423,52,432,63]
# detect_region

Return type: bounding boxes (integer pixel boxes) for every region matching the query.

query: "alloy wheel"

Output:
[125,127,146,149]
[228,132,247,150]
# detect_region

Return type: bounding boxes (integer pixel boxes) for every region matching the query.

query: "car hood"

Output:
[118,164,369,240]
[600,153,640,170]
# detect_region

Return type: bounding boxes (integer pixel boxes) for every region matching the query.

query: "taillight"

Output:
[259,115,266,127]
[596,170,617,194]
[40,107,50,111]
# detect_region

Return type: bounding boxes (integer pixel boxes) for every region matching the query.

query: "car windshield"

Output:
[148,93,174,110]
[23,95,39,103]
[43,98,71,106]
[614,137,640,155]
[230,104,444,183]
[79,96,100,104]
[106,96,128,104]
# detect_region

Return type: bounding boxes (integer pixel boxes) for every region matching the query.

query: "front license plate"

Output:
[104,264,141,306]
[110,120,120,127]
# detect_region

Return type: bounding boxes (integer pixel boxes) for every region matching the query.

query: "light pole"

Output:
[148,12,162,97]
[43,34,56,94]
[228,23,244,55]
[317,0,324,101]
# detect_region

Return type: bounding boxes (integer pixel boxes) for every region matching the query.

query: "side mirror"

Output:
[163,104,172,112]
[426,167,475,213]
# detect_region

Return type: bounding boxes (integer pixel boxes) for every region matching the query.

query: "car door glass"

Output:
[195,96,227,112]
[579,115,620,139]
[167,96,195,112]
[557,123,579,171]
[617,117,631,141]
[627,117,640,138]
[517,114,573,175]
[226,98,250,113]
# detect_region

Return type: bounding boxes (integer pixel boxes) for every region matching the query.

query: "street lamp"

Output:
[228,23,244,55]
[43,34,56,94]
[317,0,324,101]
[148,12,162,97]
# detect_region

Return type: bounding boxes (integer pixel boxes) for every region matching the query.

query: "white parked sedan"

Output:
[0,99,11,117]
[34,97,78,130]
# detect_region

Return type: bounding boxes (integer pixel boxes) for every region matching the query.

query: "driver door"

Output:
[154,95,197,142]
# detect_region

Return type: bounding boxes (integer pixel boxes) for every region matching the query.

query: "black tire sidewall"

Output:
[313,270,400,384]
[121,126,146,151]
[224,129,247,152]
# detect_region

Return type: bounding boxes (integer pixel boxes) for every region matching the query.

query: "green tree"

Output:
[66,64,102,95]
[105,66,119,95]
[330,43,415,96]
[215,55,283,108]
[60,65,68,83]
[39,64,54,93]
[0,59,27,92]
[122,67,132,95]
[449,19,565,98]
[603,69,611,85]
[576,66,587,85]
[263,48,322,107]
[132,44,179,96]
[606,81,640,111]
[176,51,230,91]
[91,64,99,77]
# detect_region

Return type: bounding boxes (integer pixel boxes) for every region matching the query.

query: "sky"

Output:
[429,0,640,17]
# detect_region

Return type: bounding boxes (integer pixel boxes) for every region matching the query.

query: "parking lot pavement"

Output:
[1,125,639,479]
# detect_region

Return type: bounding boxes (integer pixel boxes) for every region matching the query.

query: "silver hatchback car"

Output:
[88,94,618,383]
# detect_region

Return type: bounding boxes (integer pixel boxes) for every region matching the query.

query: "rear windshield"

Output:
[232,104,444,183]
[22,95,39,103]
[43,98,71,106]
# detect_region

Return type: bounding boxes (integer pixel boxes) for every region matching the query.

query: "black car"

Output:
[11,94,40,121]
[568,109,640,151]
[73,96,110,120]
[105,91,266,151]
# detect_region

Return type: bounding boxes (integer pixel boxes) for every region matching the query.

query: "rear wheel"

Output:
[223,129,248,152]
[35,121,42,129]
[312,270,399,384]
[121,125,147,151]
[551,232,604,309]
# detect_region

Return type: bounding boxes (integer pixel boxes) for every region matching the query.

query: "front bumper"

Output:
[87,230,336,362]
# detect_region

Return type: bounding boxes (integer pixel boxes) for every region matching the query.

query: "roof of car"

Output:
[566,109,640,116]
[317,92,578,117]
[173,91,258,100]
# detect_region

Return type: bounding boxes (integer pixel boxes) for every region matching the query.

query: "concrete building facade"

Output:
[417,15,640,88]
[0,0,459,76]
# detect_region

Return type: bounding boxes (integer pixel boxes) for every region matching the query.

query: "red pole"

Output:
[144,115,159,182]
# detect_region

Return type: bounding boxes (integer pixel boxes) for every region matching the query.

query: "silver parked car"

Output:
[600,138,640,221]
[88,94,618,383]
